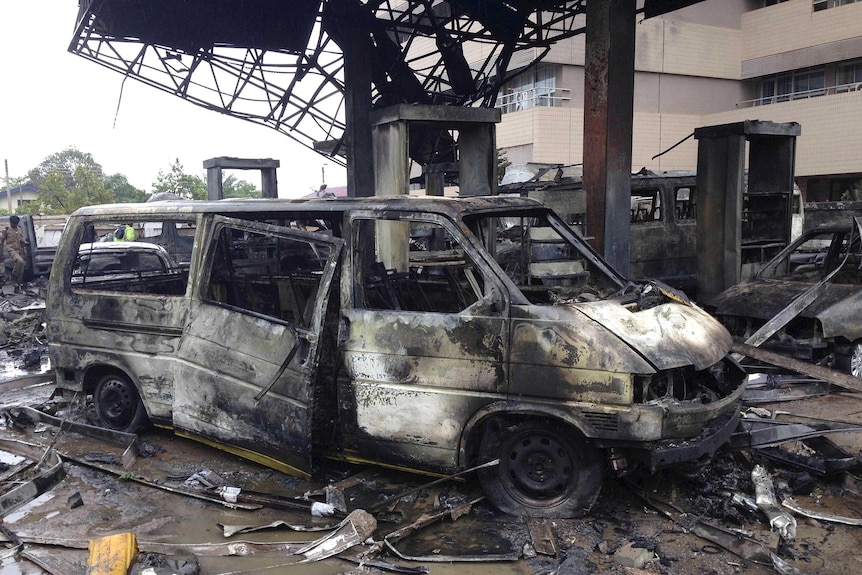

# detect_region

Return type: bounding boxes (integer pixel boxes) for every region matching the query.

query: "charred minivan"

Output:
[47,196,745,517]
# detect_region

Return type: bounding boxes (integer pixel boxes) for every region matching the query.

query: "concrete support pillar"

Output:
[583,0,636,276]
[372,121,410,196]
[695,135,746,302]
[203,157,280,200]
[343,27,375,198]
[206,166,223,200]
[458,124,497,197]
[694,120,801,301]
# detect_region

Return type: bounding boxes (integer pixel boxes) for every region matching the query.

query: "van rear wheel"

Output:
[94,373,147,433]
[477,420,604,518]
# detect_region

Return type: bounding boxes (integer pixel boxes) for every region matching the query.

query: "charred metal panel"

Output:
[173,304,313,468]
[341,308,506,469]
[508,307,646,405]
[571,299,731,371]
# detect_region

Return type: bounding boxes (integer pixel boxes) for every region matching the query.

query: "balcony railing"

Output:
[737,83,862,108]
[496,87,571,113]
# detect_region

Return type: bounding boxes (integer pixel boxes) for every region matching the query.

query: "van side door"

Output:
[174,216,343,477]
[340,211,508,472]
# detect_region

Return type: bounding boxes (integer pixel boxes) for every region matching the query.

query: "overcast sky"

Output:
[0,1,345,198]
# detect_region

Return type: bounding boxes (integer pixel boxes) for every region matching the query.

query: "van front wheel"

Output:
[477,420,604,518]
[94,373,147,433]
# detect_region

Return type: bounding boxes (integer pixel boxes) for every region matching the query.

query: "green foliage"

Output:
[28,167,115,214]
[152,159,207,200]
[222,174,261,199]
[27,147,104,191]
[105,173,149,203]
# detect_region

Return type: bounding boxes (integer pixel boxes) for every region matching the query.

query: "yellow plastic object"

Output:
[85,533,138,575]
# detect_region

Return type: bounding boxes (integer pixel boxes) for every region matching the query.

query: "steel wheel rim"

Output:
[502,431,574,505]
[851,344,862,379]
[98,378,136,428]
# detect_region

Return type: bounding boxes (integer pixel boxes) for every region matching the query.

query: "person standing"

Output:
[1,215,27,292]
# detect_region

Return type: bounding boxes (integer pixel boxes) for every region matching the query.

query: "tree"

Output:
[222,174,261,199]
[105,173,149,203]
[27,147,104,191]
[23,167,115,215]
[152,159,207,200]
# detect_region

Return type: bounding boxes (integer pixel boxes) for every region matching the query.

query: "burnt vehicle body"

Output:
[47,197,745,518]
[709,223,862,376]
[503,170,699,292]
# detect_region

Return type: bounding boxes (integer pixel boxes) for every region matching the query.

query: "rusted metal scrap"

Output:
[624,480,776,565]
[380,497,520,563]
[0,438,65,519]
[732,343,862,393]
[752,464,796,541]
[296,509,377,562]
[782,496,862,526]
[743,373,833,404]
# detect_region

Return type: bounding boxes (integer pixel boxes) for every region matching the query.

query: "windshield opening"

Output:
[464,209,625,305]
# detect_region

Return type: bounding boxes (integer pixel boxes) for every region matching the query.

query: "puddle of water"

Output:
[3,492,56,524]
[0,556,44,575]
[0,451,26,467]
[0,359,51,384]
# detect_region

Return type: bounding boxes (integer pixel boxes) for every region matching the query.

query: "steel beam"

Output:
[583,0,635,276]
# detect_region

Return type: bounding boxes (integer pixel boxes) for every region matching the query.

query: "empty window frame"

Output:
[71,218,194,295]
[631,189,661,223]
[674,186,697,221]
[204,224,331,328]
[354,217,485,314]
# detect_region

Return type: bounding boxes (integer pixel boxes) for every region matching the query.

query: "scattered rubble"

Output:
[3,274,862,574]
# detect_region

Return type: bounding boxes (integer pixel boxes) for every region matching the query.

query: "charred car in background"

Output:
[709,221,862,377]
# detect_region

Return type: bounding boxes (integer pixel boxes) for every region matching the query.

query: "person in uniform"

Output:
[1,215,28,292]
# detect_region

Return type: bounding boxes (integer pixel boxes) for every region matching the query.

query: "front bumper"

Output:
[643,405,740,472]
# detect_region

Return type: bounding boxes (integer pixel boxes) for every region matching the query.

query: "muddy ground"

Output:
[3,287,862,574]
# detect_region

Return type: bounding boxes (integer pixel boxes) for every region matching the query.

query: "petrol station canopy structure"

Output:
[69,0,703,168]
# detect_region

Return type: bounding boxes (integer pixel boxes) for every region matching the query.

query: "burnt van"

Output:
[47,196,745,517]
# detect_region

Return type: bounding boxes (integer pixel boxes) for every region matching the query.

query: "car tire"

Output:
[94,373,147,433]
[477,419,605,518]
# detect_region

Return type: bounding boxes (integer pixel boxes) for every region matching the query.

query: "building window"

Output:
[814,0,858,10]
[760,0,789,6]
[759,68,825,104]
[837,60,862,90]
[496,65,563,114]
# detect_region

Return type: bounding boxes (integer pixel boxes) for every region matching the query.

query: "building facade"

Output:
[495,0,862,201]
[0,185,40,214]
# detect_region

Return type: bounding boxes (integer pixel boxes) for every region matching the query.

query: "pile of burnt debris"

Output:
[0,278,47,374]
[0,377,860,575]
[2,288,862,573]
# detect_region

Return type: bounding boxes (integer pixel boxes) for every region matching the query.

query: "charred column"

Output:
[583,0,636,277]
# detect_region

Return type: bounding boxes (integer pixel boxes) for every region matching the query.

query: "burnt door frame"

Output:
[174,215,343,478]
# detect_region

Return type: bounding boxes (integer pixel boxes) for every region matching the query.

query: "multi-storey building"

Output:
[495,0,862,201]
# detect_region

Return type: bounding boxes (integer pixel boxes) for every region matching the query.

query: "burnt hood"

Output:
[709,279,862,322]
[570,299,732,372]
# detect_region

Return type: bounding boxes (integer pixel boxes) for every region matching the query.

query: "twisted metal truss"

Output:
[70,0,588,166]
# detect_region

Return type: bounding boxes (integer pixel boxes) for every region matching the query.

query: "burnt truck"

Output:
[46,196,746,517]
